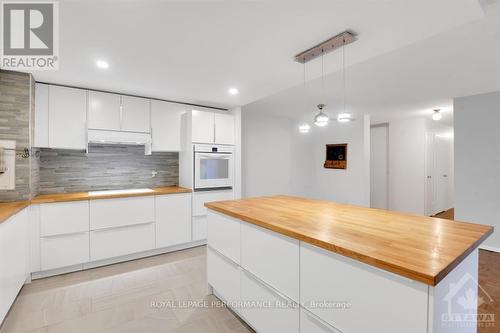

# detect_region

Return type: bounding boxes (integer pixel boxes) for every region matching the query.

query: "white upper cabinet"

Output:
[214,113,235,145]
[48,86,87,150]
[192,110,234,145]
[121,96,150,133]
[88,91,121,130]
[151,100,184,151]
[34,83,49,148]
[192,109,215,144]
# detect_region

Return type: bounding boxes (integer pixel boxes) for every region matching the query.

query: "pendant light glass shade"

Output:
[314,104,329,127]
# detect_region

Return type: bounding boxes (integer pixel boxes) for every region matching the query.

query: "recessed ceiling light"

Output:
[228,88,239,95]
[96,60,109,69]
[298,124,310,133]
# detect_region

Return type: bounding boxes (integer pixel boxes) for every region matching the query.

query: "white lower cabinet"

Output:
[207,248,240,309]
[240,222,299,302]
[192,190,234,241]
[90,223,155,261]
[192,216,207,241]
[156,194,191,248]
[90,196,155,230]
[300,308,342,333]
[240,269,299,333]
[300,242,428,333]
[0,209,28,325]
[207,211,240,264]
[40,232,89,271]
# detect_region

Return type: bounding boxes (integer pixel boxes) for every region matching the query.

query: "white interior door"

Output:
[425,133,437,216]
[370,124,389,210]
[435,135,454,213]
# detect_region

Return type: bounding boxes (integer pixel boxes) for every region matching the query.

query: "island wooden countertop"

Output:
[31,186,192,204]
[0,201,31,224]
[205,195,493,286]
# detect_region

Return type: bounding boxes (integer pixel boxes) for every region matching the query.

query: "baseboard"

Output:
[480,245,500,253]
[32,239,207,280]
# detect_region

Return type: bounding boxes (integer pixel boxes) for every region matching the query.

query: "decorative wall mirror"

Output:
[324,144,347,169]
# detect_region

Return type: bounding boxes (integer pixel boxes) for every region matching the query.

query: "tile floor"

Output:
[0,246,252,333]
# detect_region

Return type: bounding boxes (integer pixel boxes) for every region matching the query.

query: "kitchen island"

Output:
[205,195,493,333]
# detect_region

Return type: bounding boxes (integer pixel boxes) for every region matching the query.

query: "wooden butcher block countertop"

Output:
[31,186,191,204]
[205,195,493,286]
[0,201,30,224]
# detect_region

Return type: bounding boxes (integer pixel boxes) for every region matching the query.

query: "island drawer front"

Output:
[90,223,155,261]
[40,201,89,237]
[240,222,299,302]
[89,196,155,230]
[41,232,89,271]
[300,243,428,333]
[207,247,240,307]
[301,308,343,333]
[193,190,233,217]
[240,269,299,333]
[207,210,240,264]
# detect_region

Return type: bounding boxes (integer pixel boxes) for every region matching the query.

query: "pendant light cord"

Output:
[321,50,325,102]
[342,38,346,113]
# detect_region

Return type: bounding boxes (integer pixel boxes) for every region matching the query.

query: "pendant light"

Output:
[314,51,329,127]
[337,37,352,123]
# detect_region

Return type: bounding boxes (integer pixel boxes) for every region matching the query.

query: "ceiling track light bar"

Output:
[294,31,356,64]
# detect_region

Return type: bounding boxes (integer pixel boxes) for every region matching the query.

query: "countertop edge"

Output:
[205,203,494,286]
[0,201,31,225]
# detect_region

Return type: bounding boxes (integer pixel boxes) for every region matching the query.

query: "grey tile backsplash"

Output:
[39,144,179,194]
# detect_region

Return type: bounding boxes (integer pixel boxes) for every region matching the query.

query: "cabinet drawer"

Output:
[155,194,191,248]
[301,308,342,333]
[41,232,89,271]
[90,223,155,261]
[207,248,240,308]
[300,243,428,333]
[192,190,233,217]
[40,201,89,237]
[240,269,299,333]
[241,222,299,302]
[207,211,240,264]
[90,196,154,230]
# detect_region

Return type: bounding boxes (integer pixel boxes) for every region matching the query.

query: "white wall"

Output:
[388,117,427,214]
[241,112,312,198]
[454,91,500,252]
[242,110,370,207]
[308,115,370,206]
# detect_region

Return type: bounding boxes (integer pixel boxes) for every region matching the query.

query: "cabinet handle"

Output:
[41,231,88,239]
[242,268,297,305]
[303,308,344,333]
[92,221,154,233]
[207,246,239,268]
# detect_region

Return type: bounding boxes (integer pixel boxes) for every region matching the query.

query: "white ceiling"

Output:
[244,1,500,125]
[28,0,489,110]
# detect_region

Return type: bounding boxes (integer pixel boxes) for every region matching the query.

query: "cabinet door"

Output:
[121,96,150,133]
[40,201,89,237]
[34,83,49,148]
[155,193,191,248]
[191,110,214,144]
[48,86,87,150]
[214,113,234,145]
[0,209,28,324]
[40,232,89,270]
[88,91,121,130]
[207,248,241,309]
[207,210,240,264]
[151,100,183,151]
[89,196,155,230]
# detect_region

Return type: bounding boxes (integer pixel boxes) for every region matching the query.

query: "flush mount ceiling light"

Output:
[96,60,109,69]
[432,109,442,121]
[298,123,311,133]
[228,87,239,95]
